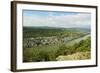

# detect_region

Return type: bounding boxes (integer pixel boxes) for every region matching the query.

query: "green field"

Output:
[23,27,91,62]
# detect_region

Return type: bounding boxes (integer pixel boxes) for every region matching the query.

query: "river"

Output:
[66,34,90,46]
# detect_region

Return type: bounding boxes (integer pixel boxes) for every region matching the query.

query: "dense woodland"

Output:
[23,27,91,62]
[23,27,90,38]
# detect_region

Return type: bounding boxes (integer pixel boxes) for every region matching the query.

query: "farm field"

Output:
[23,27,91,62]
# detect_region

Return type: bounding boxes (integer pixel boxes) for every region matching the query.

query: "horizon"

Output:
[23,26,90,29]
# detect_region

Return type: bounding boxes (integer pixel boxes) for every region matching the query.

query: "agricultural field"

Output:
[23,27,91,62]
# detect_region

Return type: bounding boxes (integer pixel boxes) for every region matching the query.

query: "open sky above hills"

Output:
[23,10,91,28]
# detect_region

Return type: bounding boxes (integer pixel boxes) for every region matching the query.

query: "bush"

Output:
[55,44,73,57]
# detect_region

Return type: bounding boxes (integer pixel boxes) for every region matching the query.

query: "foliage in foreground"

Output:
[23,37,91,62]
[56,37,91,57]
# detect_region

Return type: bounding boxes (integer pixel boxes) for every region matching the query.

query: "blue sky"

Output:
[23,10,91,28]
[23,10,79,17]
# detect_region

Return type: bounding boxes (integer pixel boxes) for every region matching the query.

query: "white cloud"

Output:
[23,13,91,28]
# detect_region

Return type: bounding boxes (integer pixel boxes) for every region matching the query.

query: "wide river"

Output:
[66,34,90,46]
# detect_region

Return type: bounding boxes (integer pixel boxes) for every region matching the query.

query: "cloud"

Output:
[23,11,91,28]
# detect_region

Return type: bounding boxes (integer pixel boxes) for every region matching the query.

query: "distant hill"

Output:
[23,26,90,38]
[23,26,90,32]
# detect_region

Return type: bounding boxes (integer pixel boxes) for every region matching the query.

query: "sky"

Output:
[23,10,91,28]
